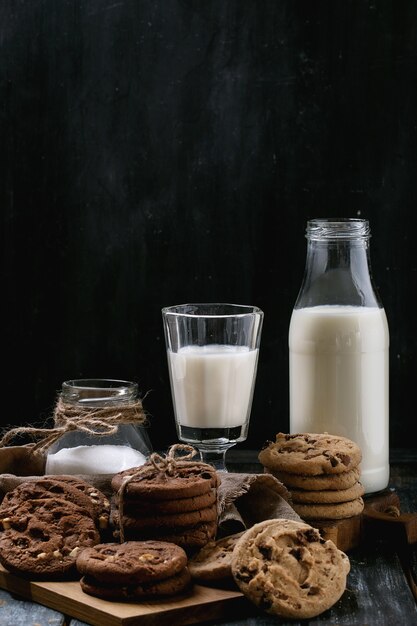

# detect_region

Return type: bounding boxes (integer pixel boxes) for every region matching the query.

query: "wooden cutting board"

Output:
[0,565,249,626]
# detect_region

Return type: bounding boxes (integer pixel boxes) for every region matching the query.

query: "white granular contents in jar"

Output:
[45,444,147,475]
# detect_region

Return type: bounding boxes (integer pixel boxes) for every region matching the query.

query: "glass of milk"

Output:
[162,303,264,471]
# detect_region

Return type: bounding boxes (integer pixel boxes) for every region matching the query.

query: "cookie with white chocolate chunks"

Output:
[0,497,100,580]
[231,518,350,619]
[259,432,362,476]
[76,540,188,585]
[0,477,99,523]
[41,475,110,528]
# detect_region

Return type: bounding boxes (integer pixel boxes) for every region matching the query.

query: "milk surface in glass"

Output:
[289,305,389,494]
[167,344,258,431]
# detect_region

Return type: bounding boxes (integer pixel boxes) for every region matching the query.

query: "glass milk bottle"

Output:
[289,218,389,494]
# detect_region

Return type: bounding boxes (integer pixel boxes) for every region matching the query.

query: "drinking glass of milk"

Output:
[162,303,263,471]
[289,218,389,494]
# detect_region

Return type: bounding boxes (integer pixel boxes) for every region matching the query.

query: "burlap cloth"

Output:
[0,445,302,532]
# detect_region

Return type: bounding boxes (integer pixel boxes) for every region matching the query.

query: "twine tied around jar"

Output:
[116,443,200,543]
[0,396,147,454]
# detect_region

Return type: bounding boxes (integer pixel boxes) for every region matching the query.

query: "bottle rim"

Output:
[306,218,370,240]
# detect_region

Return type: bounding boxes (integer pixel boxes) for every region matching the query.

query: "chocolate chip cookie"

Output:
[231,518,350,619]
[259,433,362,475]
[265,466,361,491]
[290,481,365,504]
[292,497,365,520]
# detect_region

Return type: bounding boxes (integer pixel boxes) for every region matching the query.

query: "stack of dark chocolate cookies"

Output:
[76,540,191,600]
[110,460,220,553]
[258,432,365,521]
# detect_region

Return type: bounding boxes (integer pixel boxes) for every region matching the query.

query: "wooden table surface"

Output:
[1,449,417,626]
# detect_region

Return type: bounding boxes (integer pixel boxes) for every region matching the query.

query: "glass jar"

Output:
[45,379,152,475]
[289,218,389,494]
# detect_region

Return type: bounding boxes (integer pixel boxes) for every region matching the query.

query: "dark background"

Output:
[1,1,416,451]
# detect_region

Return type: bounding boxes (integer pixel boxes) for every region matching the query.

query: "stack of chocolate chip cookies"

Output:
[110,460,220,553]
[259,432,364,521]
[76,540,191,600]
[0,476,109,579]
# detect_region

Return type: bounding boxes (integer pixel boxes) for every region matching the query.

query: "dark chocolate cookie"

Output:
[111,460,219,500]
[112,503,218,531]
[76,540,188,585]
[0,497,100,579]
[118,488,217,514]
[0,477,97,522]
[41,475,110,528]
[117,520,218,553]
[80,567,192,600]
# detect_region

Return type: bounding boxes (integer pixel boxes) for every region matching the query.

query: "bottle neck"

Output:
[295,222,382,309]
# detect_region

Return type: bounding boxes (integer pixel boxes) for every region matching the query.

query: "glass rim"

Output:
[162,302,263,318]
[62,379,138,392]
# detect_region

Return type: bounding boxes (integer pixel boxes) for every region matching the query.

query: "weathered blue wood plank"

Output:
[0,588,65,626]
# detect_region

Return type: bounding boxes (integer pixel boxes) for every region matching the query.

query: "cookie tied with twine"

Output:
[112,444,219,543]
[0,395,147,455]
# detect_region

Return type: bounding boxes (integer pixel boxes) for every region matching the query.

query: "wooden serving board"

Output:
[0,565,249,626]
